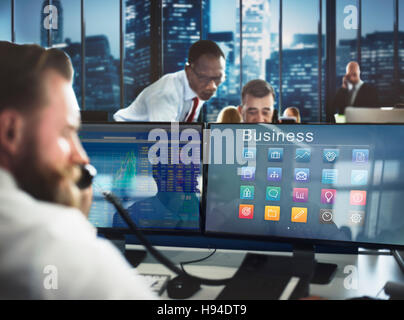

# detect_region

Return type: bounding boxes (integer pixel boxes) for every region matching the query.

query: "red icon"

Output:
[239,205,254,219]
[350,191,367,206]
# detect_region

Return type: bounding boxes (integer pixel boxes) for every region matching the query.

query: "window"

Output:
[15,0,43,45]
[205,0,240,122]
[336,0,359,89]
[162,0,201,75]
[6,0,402,121]
[281,0,319,123]
[84,0,120,113]
[55,0,83,107]
[362,0,395,106]
[0,0,11,41]
[400,0,404,103]
[124,0,151,107]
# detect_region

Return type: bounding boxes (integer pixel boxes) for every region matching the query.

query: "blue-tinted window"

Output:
[55,0,82,107]
[281,0,319,123]
[124,0,151,107]
[162,0,201,75]
[336,0,359,88]
[84,0,120,114]
[205,0,240,122]
[362,0,395,106]
[400,0,404,103]
[0,0,11,41]
[15,0,43,45]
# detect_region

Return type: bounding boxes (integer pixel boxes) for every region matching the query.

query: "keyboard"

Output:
[139,273,171,296]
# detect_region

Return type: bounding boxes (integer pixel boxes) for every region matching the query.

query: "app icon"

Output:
[241,167,256,181]
[239,205,254,219]
[323,149,339,163]
[265,206,280,221]
[319,209,334,224]
[351,170,368,186]
[267,167,282,182]
[266,186,281,201]
[243,148,256,160]
[291,207,308,223]
[349,210,365,226]
[350,190,367,206]
[268,148,284,162]
[295,149,311,163]
[293,188,309,203]
[321,189,337,204]
[322,169,338,184]
[240,186,255,200]
[295,168,310,182]
[353,149,369,164]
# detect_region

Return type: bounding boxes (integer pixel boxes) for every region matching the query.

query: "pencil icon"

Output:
[291,207,308,223]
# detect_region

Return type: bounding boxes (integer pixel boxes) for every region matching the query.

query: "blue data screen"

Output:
[80,123,202,231]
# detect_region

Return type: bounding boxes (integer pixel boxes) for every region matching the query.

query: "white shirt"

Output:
[113,70,204,122]
[0,168,156,300]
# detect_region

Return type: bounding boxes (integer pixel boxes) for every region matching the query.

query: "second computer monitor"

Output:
[80,122,203,233]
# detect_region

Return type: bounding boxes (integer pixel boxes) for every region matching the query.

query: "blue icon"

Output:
[241,167,256,181]
[240,186,255,200]
[267,167,282,182]
[295,149,311,162]
[294,168,310,183]
[322,169,338,184]
[266,187,281,201]
[268,148,284,162]
[243,148,256,160]
[353,149,369,164]
[351,170,368,186]
[323,149,339,163]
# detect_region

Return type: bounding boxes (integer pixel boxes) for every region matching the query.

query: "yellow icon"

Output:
[291,207,308,223]
[265,206,280,221]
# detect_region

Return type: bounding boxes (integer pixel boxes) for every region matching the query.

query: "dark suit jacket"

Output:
[332,82,379,115]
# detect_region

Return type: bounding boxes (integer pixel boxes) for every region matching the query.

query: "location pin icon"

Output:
[325,191,334,203]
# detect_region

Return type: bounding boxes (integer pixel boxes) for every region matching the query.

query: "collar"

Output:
[0,167,18,190]
[181,70,205,104]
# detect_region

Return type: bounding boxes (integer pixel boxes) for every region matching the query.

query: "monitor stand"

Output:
[104,234,147,268]
[293,244,337,285]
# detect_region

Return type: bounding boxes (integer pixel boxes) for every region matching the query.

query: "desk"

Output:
[129,245,404,300]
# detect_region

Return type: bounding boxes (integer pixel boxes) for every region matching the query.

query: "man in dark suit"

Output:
[332,61,379,116]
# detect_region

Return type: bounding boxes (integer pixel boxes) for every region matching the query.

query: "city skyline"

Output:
[1,0,403,122]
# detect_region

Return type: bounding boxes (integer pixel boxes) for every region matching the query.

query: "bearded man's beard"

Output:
[12,136,82,210]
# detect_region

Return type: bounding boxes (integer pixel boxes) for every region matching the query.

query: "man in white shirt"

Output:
[0,41,155,299]
[114,40,226,122]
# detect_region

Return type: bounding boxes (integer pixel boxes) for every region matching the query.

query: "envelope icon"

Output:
[295,169,309,182]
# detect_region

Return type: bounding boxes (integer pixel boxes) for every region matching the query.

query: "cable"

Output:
[102,191,232,286]
[180,249,217,274]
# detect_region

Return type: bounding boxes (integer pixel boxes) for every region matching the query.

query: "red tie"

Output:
[186,97,199,122]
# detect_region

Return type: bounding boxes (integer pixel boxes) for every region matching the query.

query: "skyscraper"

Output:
[162,0,202,74]
[41,0,63,47]
[124,0,151,106]
[237,0,271,85]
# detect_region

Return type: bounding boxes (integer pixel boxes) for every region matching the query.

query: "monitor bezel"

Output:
[202,122,404,251]
[80,121,205,237]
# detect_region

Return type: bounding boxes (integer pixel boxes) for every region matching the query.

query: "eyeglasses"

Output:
[190,66,225,86]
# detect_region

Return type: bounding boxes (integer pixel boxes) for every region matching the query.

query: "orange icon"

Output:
[291,207,308,223]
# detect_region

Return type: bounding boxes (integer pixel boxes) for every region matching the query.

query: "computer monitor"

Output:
[345,107,404,123]
[204,123,404,250]
[79,122,203,234]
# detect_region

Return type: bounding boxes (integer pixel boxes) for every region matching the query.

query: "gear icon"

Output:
[350,213,363,224]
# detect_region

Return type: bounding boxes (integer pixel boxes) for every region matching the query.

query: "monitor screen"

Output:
[79,122,203,233]
[205,123,404,249]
